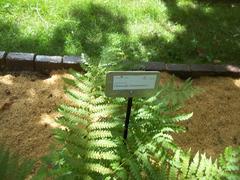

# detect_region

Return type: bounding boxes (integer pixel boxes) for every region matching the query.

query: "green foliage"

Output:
[219,146,240,179]
[37,65,123,179]
[38,64,240,179]
[0,144,34,180]
[0,0,240,64]
[165,146,240,179]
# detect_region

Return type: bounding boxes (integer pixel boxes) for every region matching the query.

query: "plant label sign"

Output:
[105,71,160,97]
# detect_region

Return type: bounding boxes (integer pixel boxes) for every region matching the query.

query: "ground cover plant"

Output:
[0,144,34,180]
[34,64,240,179]
[0,0,240,64]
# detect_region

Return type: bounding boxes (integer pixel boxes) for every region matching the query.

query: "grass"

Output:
[0,0,239,66]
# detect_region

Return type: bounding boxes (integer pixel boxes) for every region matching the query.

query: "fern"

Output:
[0,144,34,180]
[39,64,240,180]
[38,65,123,179]
[166,147,240,180]
[219,146,240,179]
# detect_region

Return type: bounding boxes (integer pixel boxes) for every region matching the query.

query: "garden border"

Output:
[0,51,239,78]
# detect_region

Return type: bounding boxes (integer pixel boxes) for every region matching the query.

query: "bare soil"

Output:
[0,71,239,161]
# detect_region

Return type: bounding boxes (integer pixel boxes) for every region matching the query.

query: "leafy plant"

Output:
[219,146,240,179]
[38,64,240,179]
[37,65,123,179]
[0,144,34,180]
[164,146,240,180]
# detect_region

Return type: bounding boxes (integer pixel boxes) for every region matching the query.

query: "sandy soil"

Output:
[0,71,239,161]
[171,74,240,157]
[0,71,69,159]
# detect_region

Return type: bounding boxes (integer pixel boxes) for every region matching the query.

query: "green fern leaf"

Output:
[88,130,113,139]
[86,151,119,160]
[187,151,200,178]
[88,140,118,148]
[86,163,112,175]
[88,122,120,130]
[172,113,193,122]
[125,157,142,180]
[0,144,33,180]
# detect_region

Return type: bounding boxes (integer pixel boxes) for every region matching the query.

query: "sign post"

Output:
[123,97,133,140]
[105,71,160,140]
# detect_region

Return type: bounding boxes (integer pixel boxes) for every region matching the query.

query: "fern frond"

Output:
[91,96,106,104]
[187,151,200,178]
[43,63,240,180]
[137,152,160,180]
[57,114,88,127]
[172,112,193,122]
[88,122,120,130]
[86,151,119,161]
[65,88,91,103]
[0,144,34,180]
[86,163,112,175]
[59,104,89,117]
[64,88,92,107]
[88,140,118,148]
[63,76,92,93]
[169,150,181,179]
[62,77,76,86]
[88,130,113,139]
[125,157,142,180]
[219,146,240,179]
[175,150,188,179]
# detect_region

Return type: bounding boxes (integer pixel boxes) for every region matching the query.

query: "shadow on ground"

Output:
[0,71,67,159]
[0,1,239,64]
[141,0,240,63]
[0,2,127,61]
[0,71,239,160]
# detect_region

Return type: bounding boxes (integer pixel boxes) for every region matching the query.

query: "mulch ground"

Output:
[0,71,239,161]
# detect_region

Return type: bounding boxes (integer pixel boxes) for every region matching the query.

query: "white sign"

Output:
[105,71,160,97]
[113,75,157,90]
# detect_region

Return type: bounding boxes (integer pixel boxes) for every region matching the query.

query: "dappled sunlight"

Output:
[43,73,63,85]
[0,74,13,85]
[129,21,186,43]
[25,88,38,104]
[39,113,61,128]
[176,0,214,14]
[173,75,240,158]
[227,65,240,73]
[233,79,240,88]
[52,89,64,98]
[177,1,197,9]
[0,71,68,159]
[42,71,71,98]
[27,88,37,97]
[126,0,186,43]
[1,0,239,64]
[42,70,71,85]
[0,70,239,162]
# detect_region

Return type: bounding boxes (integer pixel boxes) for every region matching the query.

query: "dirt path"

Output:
[0,71,239,160]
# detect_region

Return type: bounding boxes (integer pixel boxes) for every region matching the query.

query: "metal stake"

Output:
[123,97,133,140]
